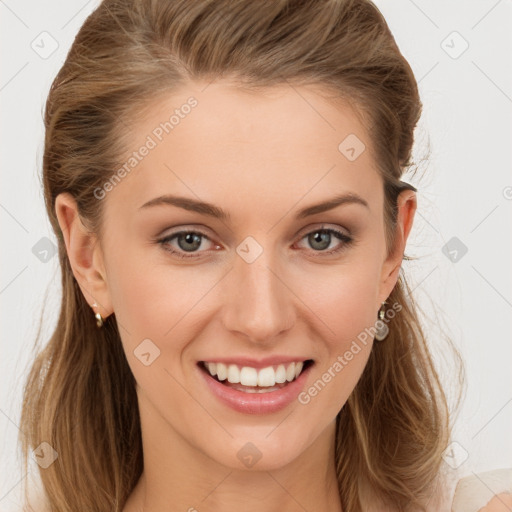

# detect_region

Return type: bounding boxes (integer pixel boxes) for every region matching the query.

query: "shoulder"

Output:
[452,468,512,512]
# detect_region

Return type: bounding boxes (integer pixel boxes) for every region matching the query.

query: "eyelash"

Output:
[156,226,354,260]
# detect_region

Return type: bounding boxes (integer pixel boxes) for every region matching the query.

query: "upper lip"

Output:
[199,356,312,369]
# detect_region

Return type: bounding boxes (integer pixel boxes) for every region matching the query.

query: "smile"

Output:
[202,361,310,390]
[197,359,314,414]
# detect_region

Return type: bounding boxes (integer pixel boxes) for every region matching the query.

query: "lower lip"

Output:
[198,363,313,415]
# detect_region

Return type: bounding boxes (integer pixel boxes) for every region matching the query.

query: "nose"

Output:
[220,247,295,345]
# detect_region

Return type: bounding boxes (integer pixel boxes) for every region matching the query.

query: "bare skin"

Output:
[478,493,512,511]
[55,81,416,512]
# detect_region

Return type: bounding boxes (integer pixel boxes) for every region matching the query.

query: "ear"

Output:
[54,192,113,320]
[378,189,417,305]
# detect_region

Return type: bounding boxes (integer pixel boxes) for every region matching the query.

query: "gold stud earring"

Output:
[92,302,104,328]
[374,301,389,341]
[95,312,104,328]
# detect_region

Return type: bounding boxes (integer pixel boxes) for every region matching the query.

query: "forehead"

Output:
[105,81,382,223]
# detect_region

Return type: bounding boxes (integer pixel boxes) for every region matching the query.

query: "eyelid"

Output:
[156,223,215,239]
[295,222,351,239]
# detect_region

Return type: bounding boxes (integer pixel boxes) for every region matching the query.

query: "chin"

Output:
[202,429,316,472]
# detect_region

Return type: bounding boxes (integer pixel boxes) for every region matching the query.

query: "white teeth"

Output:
[285,362,296,382]
[207,362,217,376]
[227,364,240,384]
[240,367,258,386]
[203,361,307,387]
[216,362,227,381]
[275,364,286,383]
[257,367,275,387]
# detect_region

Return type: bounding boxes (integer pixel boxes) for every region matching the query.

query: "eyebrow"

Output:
[138,192,369,220]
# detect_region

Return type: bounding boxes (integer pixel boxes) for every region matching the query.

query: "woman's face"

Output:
[59,81,415,472]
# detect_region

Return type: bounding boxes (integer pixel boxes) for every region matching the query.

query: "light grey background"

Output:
[1,0,511,509]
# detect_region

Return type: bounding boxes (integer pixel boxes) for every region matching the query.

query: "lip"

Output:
[197,360,314,415]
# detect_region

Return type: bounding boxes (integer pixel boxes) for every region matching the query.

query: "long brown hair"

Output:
[19,1,464,510]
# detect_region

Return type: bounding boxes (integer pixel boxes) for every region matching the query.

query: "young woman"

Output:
[20,0,509,510]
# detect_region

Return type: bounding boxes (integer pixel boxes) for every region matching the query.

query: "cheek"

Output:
[299,259,382,348]
[296,270,379,422]
[106,262,197,405]
[106,251,219,369]
[103,248,177,358]
[106,242,191,333]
